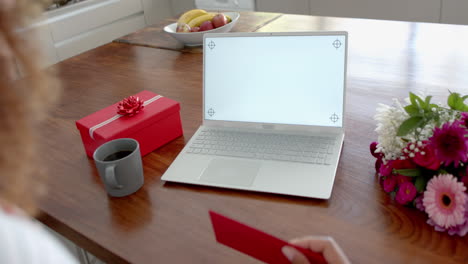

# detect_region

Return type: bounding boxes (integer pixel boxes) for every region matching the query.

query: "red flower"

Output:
[383,176,397,193]
[379,160,394,177]
[370,142,382,159]
[412,141,441,170]
[396,182,417,205]
[461,112,468,128]
[379,158,416,178]
[429,121,468,168]
[370,142,384,173]
[375,159,382,172]
[395,174,412,185]
[117,96,145,116]
[392,159,417,170]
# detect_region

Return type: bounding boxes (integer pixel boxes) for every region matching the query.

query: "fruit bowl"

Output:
[163,12,240,46]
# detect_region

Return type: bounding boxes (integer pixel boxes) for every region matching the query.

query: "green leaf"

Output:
[404,105,420,116]
[424,95,432,105]
[428,103,438,110]
[415,175,427,192]
[438,168,449,175]
[397,116,424,137]
[394,168,422,177]
[409,93,425,108]
[448,92,468,111]
[448,92,457,108]
[423,96,432,111]
[409,92,418,105]
[417,96,425,107]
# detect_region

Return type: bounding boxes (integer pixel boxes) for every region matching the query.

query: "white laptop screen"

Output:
[204,33,346,128]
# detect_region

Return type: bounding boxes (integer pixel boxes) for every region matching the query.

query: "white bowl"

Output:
[163,12,240,46]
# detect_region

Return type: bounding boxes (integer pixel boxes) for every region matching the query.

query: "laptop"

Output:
[161,31,347,199]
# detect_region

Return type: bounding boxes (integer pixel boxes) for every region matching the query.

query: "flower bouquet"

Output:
[370,92,468,236]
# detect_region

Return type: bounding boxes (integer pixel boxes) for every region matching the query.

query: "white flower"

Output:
[374,95,460,162]
[374,100,408,161]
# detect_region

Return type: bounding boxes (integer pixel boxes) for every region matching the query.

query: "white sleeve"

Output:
[0,212,79,264]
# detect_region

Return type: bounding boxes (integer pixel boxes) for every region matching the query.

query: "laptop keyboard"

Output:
[186,128,337,165]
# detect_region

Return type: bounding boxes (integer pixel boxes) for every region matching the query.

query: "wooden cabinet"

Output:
[33,0,148,66]
[32,0,468,67]
[29,22,60,67]
[47,0,143,43]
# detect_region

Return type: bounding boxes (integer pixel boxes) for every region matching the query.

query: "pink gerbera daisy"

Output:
[447,206,468,236]
[429,121,468,167]
[423,174,467,228]
[427,195,468,236]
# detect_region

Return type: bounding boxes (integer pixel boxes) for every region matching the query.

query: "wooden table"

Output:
[39,12,468,264]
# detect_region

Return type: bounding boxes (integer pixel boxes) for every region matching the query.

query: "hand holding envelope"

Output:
[282,236,351,264]
[209,211,350,264]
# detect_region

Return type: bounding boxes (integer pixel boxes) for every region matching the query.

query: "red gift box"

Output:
[76,90,183,158]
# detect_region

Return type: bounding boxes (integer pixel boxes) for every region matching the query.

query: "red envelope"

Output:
[209,211,327,264]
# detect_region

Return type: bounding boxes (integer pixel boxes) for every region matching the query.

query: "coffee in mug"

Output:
[93,138,144,197]
[103,150,133,162]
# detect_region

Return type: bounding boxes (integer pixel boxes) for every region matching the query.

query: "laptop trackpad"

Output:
[199,158,260,187]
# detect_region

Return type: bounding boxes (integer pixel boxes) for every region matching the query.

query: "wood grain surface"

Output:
[37,12,468,264]
[114,12,282,53]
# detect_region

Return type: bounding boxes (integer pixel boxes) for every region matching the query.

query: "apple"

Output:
[199,21,214,31]
[212,13,228,28]
[191,27,200,32]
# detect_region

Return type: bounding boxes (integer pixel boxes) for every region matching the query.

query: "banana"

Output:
[187,13,216,28]
[177,9,207,26]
